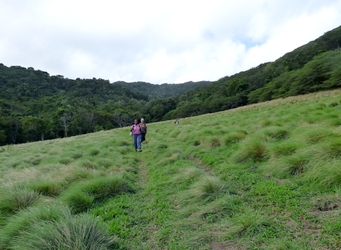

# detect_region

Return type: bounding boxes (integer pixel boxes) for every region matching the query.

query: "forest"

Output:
[0,25,341,145]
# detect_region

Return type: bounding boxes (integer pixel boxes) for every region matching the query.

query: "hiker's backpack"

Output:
[140,123,146,133]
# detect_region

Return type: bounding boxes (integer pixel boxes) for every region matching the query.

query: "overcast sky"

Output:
[1,0,341,84]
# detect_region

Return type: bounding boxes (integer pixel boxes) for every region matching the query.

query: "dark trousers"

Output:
[141,133,146,142]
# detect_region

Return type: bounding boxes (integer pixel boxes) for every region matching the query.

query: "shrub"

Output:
[0,187,40,214]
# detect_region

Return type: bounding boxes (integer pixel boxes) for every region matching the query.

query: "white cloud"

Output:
[0,0,341,84]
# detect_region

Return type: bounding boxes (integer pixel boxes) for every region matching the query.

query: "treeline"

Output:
[1,25,341,145]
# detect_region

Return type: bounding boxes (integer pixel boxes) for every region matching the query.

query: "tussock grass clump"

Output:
[28,179,67,197]
[11,214,118,250]
[61,190,94,213]
[283,153,310,176]
[80,160,99,169]
[0,205,71,248]
[71,152,83,159]
[98,158,114,168]
[190,176,229,202]
[58,158,73,165]
[90,148,100,156]
[25,156,42,166]
[302,128,333,144]
[61,176,133,213]
[226,210,277,239]
[271,141,300,157]
[305,159,341,189]
[224,131,246,145]
[64,168,94,183]
[325,138,341,158]
[233,138,268,163]
[263,127,290,141]
[0,187,40,214]
[209,137,221,149]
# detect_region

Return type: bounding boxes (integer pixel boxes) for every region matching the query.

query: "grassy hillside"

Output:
[1,89,341,249]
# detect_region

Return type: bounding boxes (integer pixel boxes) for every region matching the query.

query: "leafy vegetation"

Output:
[1,89,341,249]
[1,25,341,145]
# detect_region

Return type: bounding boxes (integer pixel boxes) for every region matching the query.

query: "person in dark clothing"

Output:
[140,118,147,143]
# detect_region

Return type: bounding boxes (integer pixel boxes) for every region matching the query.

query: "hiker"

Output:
[174,118,180,125]
[140,118,147,142]
[131,119,142,152]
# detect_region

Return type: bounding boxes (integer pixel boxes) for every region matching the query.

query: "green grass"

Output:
[1,89,341,249]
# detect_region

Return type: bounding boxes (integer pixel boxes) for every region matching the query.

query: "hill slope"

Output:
[1,89,341,249]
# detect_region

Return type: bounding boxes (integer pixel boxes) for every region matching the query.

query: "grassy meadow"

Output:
[1,89,341,249]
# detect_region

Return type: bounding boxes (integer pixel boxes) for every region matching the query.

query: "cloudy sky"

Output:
[1,0,341,84]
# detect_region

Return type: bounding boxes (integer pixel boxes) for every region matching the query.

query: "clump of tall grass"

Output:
[61,190,94,213]
[263,127,290,141]
[98,158,114,168]
[271,141,300,157]
[58,158,73,165]
[71,152,83,159]
[226,210,277,239]
[11,214,118,250]
[209,137,221,149]
[224,131,246,146]
[325,138,341,158]
[283,153,310,176]
[0,205,70,248]
[2,205,118,250]
[28,178,67,197]
[304,159,341,189]
[80,160,99,169]
[61,176,133,213]
[0,187,40,214]
[302,127,332,144]
[64,168,94,183]
[90,148,100,156]
[233,138,268,163]
[189,176,229,202]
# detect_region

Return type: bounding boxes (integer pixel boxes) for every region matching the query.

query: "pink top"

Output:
[131,124,141,134]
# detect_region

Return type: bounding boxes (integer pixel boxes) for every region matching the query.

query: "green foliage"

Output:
[2,89,341,249]
[11,213,118,250]
[0,187,40,214]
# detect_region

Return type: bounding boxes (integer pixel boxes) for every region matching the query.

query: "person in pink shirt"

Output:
[131,119,142,152]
